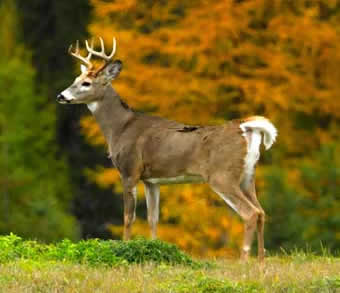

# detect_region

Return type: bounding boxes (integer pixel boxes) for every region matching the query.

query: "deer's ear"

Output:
[80,64,87,73]
[103,60,122,80]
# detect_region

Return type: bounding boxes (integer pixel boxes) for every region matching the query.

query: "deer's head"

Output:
[57,37,122,104]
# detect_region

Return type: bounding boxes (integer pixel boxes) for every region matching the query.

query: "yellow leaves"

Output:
[80,116,105,146]
[93,168,121,190]
[91,0,138,18]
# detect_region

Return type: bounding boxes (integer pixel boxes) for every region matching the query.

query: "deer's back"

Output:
[135,116,247,180]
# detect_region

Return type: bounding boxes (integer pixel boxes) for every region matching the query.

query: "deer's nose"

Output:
[57,93,65,102]
[57,93,71,103]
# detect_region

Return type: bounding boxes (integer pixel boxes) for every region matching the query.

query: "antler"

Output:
[68,37,116,74]
[85,37,116,62]
[68,39,94,69]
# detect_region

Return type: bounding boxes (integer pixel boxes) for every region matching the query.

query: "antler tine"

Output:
[99,37,105,54]
[107,37,116,59]
[68,39,93,69]
[85,38,94,61]
[86,36,116,62]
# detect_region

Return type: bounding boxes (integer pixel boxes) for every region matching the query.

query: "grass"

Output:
[0,234,339,292]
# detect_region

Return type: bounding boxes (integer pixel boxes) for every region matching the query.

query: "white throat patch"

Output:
[87,101,99,112]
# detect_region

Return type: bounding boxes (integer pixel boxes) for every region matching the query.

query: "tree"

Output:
[261,168,305,251]
[0,0,79,241]
[299,144,340,252]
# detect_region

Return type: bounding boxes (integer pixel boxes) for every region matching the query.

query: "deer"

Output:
[57,37,277,261]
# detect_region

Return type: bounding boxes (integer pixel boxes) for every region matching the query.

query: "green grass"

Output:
[0,233,197,267]
[0,234,339,292]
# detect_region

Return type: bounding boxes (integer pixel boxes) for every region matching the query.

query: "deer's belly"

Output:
[144,175,205,185]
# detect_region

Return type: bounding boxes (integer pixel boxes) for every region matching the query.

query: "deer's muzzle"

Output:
[57,93,71,104]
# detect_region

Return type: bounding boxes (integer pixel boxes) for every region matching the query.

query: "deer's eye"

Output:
[82,81,91,87]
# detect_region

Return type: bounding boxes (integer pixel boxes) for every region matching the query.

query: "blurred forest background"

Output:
[0,0,339,257]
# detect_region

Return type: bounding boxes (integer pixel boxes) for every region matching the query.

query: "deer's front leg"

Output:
[144,182,160,239]
[123,184,137,240]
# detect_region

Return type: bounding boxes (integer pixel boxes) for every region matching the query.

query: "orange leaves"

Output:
[80,116,105,146]
[92,168,121,189]
[156,184,244,257]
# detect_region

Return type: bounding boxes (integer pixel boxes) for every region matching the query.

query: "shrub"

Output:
[0,234,198,267]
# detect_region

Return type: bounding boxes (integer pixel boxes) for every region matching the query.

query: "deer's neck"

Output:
[87,86,134,154]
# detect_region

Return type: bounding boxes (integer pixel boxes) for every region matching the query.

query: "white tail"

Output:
[240,116,277,150]
[240,116,277,189]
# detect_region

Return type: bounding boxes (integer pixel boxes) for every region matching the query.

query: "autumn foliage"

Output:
[79,0,340,256]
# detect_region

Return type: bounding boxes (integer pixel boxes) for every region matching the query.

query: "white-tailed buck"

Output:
[57,37,277,261]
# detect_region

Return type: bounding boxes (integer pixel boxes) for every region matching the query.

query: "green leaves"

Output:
[262,143,340,253]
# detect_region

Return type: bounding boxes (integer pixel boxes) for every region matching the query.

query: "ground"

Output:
[0,255,339,292]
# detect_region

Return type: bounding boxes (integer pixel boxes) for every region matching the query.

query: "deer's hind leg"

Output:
[144,182,160,239]
[209,173,262,261]
[241,179,265,261]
